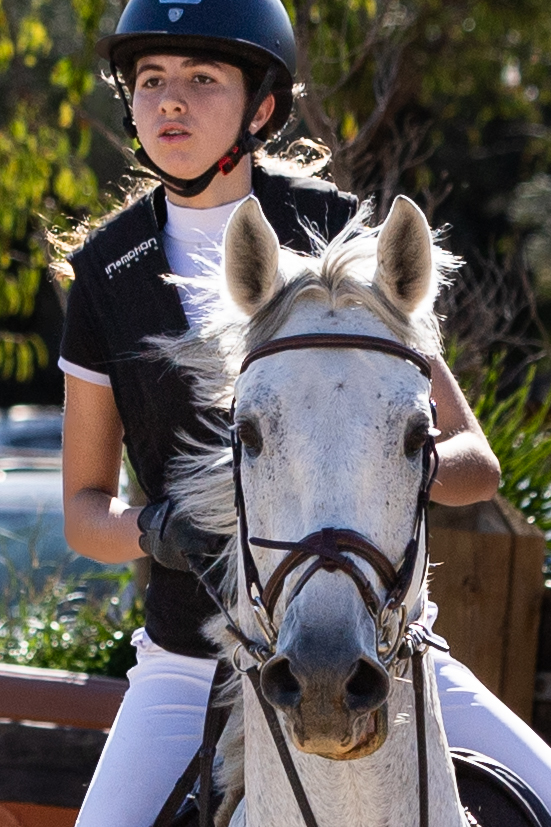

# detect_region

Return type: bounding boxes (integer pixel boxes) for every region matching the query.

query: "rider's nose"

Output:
[161,101,184,114]
[160,86,188,115]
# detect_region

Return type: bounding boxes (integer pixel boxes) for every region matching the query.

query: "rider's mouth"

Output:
[158,124,191,142]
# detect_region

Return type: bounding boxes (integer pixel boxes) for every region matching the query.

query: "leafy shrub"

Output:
[455,353,551,581]
[0,567,144,678]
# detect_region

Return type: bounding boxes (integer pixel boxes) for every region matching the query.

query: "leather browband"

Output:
[239,334,432,381]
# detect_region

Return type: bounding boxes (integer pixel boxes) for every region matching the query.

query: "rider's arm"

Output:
[429,355,500,506]
[62,373,146,563]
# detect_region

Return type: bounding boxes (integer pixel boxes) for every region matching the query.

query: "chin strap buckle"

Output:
[218,145,241,175]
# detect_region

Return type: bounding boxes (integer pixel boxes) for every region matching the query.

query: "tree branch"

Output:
[293,0,339,150]
[75,108,129,158]
[323,0,396,100]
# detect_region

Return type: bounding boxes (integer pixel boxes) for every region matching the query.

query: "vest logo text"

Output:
[105,238,159,278]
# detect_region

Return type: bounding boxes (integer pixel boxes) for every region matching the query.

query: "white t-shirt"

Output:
[58,194,249,387]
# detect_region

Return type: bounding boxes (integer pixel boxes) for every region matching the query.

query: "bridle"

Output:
[230,333,439,662]
[225,332,457,827]
[152,331,466,827]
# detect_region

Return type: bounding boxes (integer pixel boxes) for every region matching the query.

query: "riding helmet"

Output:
[96,0,297,135]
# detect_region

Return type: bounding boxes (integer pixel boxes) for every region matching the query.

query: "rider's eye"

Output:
[237,420,263,458]
[193,73,214,84]
[141,76,161,88]
[404,423,428,459]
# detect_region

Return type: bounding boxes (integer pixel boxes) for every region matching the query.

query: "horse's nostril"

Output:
[345,658,390,712]
[261,657,301,710]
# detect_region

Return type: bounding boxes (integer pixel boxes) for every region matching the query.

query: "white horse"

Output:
[167,194,467,827]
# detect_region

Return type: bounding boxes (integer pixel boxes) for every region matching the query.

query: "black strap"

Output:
[452,749,551,827]
[152,750,202,827]
[199,699,229,827]
[412,651,429,827]
[239,333,432,381]
[246,666,320,827]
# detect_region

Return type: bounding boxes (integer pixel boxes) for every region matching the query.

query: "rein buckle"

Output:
[378,602,408,667]
[251,593,278,650]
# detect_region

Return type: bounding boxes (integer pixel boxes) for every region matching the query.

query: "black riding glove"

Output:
[138,499,225,572]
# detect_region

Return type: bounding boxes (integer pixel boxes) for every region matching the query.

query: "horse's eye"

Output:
[404,423,428,459]
[237,420,263,458]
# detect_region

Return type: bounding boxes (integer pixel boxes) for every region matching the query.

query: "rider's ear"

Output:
[250,93,276,135]
[223,196,282,315]
[374,195,436,315]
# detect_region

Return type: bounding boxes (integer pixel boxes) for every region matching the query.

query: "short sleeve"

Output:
[60,273,110,381]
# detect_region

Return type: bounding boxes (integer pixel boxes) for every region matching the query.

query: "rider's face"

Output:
[132,54,248,185]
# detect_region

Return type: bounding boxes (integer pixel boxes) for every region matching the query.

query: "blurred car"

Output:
[0,406,63,455]
[0,406,125,601]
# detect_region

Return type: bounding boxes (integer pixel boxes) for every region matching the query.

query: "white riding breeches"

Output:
[75,628,551,826]
[75,629,217,827]
[434,648,551,810]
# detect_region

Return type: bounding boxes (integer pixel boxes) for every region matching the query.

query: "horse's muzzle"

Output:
[260,653,390,758]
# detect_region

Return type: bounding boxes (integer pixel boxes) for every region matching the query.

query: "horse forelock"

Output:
[244,204,454,355]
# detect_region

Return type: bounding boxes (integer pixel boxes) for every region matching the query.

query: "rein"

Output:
[154,333,454,827]
[228,332,449,827]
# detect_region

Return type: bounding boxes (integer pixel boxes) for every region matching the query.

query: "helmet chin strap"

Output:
[111,61,277,198]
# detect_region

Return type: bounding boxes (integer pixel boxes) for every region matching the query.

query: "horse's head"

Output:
[177,194,448,766]
[160,190,463,825]
[222,195,447,761]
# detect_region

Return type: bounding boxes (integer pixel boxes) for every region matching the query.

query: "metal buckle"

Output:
[378,602,408,666]
[252,597,278,648]
[249,585,278,649]
[232,643,249,674]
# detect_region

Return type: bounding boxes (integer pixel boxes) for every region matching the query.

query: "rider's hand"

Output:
[137,499,226,571]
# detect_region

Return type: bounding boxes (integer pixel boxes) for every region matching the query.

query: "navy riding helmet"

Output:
[97,0,297,136]
[96,0,297,196]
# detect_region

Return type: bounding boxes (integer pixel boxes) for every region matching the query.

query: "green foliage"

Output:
[0,332,48,381]
[289,0,551,153]
[4,0,551,384]
[455,352,551,568]
[0,566,144,678]
[284,0,551,265]
[508,174,551,303]
[0,0,108,383]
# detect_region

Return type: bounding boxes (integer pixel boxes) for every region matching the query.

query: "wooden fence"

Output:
[0,666,127,826]
[0,494,547,824]
[429,494,545,724]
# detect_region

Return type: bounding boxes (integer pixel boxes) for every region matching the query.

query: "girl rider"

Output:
[57,0,551,823]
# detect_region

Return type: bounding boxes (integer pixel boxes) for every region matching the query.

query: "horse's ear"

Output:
[223,196,281,316]
[374,195,435,314]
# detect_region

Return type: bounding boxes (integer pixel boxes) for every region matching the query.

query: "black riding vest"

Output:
[64,165,357,656]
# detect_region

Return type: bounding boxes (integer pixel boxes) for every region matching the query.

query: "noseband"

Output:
[230,332,440,664]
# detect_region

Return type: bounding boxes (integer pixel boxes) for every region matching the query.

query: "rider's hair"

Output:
[47,137,332,283]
